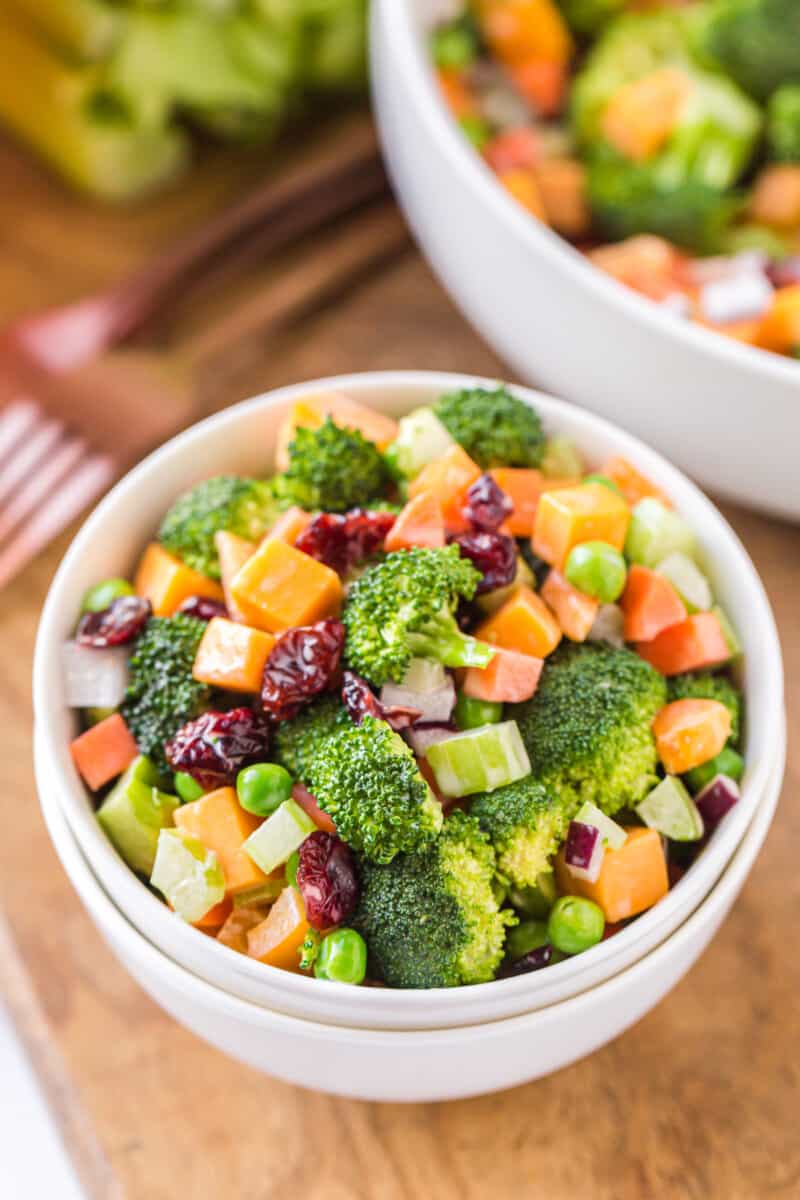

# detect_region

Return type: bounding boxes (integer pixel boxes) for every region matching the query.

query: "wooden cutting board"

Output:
[1,122,799,1200]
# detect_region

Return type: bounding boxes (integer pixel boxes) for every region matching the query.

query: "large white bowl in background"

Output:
[33,372,784,1030]
[36,726,784,1102]
[371,1,800,520]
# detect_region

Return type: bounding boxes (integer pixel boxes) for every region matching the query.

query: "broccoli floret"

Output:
[342,545,493,686]
[668,670,743,747]
[352,810,515,988]
[434,386,545,469]
[767,85,800,161]
[275,417,391,513]
[158,475,277,580]
[696,0,800,102]
[509,642,667,816]
[558,0,627,35]
[271,694,351,781]
[307,716,443,863]
[121,615,211,772]
[471,778,568,889]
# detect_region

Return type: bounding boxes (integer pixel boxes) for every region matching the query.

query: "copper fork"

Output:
[0,117,388,589]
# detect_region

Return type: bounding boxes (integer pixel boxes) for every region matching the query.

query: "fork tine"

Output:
[0,400,41,462]
[0,436,86,542]
[0,415,64,506]
[0,453,115,590]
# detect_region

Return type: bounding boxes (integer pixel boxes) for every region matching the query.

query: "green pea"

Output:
[685,746,744,793]
[506,919,549,964]
[454,692,503,730]
[81,577,135,614]
[174,772,205,804]
[285,850,300,890]
[547,896,605,956]
[432,24,477,69]
[583,473,623,497]
[314,929,367,985]
[236,763,293,817]
[565,541,627,603]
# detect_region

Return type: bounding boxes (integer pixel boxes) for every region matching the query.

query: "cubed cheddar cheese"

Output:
[174,788,266,896]
[407,444,482,530]
[193,618,276,693]
[134,543,224,617]
[247,886,309,971]
[475,584,562,659]
[214,531,256,623]
[489,468,577,536]
[555,827,669,924]
[266,506,312,546]
[230,538,342,633]
[532,482,630,571]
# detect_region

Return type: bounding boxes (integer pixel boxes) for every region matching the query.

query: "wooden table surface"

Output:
[1,126,798,1200]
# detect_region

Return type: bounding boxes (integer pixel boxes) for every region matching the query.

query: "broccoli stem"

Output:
[408,614,495,671]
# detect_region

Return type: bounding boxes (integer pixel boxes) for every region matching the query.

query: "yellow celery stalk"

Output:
[6,0,125,61]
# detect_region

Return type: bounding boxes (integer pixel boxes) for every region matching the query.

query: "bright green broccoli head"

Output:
[275,417,391,513]
[352,810,515,988]
[307,715,444,863]
[668,670,743,747]
[696,0,800,102]
[271,693,351,781]
[297,0,368,89]
[470,778,567,889]
[121,615,211,772]
[767,85,800,161]
[342,544,493,686]
[510,642,667,817]
[433,386,545,469]
[158,474,277,580]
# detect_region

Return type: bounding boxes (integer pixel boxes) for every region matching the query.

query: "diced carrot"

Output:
[384,492,445,552]
[275,393,399,471]
[134,542,225,618]
[437,67,477,118]
[483,127,541,174]
[193,896,233,931]
[600,455,673,508]
[635,612,730,676]
[653,698,732,775]
[589,235,682,299]
[475,584,562,658]
[703,317,764,347]
[533,158,589,236]
[477,0,573,66]
[192,617,276,693]
[601,68,691,162]
[756,285,800,355]
[749,165,800,229]
[621,565,687,643]
[555,827,668,923]
[214,531,256,623]
[407,444,482,530]
[291,783,336,835]
[462,646,543,703]
[266,506,312,546]
[247,886,309,972]
[217,905,271,954]
[498,167,547,220]
[174,788,267,896]
[508,60,567,116]
[230,537,342,633]
[540,569,599,642]
[70,713,139,791]
[532,482,630,571]
[490,468,577,536]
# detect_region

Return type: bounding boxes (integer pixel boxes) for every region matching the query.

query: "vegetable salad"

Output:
[432,1,800,358]
[66,388,745,988]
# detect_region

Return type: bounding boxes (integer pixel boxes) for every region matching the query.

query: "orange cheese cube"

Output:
[601,68,691,163]
[230,537,342,633]
[540,569,599,642]
[247,886,309,972]
[174,787,266,896]
[266,506,312,546]
[214,531,256,623]
[193,618,276,693]
[70,713,139,791]
[555,827,669,924]
[407,444,482,529]
[475,584,562,658]
[756,285,800,355]
[491,468,579,536]
[532,482,630,571]
[134,542,224,617]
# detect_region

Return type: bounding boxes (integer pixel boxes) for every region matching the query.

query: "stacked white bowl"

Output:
[33,373,786,1100]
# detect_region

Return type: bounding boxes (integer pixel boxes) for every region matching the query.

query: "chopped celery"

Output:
[402,658,448,693]
[540,437,584,479]
[425,721,531,797]
[712,605,741,658]
[150,829,225,923]
[636,776,704,842]
[243,798,317,875]
[384,407,454,481]
[656,551,712,612]
[625,498,697,569]
[97,756,180,876]
[574,801,628,849]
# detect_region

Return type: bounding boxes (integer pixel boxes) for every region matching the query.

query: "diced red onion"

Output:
[564,820,605,883]
[62,641,129,708]
[380,676,456,724]
[696,775,740,830]
[699,273,773,325]
[688,250,768,286]
[404,723,457,756]
[767,256,800,288]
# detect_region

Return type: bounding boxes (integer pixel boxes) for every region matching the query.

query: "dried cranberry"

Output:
[166,707,271,790]
[295,509,396,576]
[296,831,359,930]
[766,256,800,288]
[501,944,552,977]
[76,595,151,647]
[452,531,516,594]
[341,670,421,731]
[463,473,512,532]
[261,619,345,721]
[177,596,228,622]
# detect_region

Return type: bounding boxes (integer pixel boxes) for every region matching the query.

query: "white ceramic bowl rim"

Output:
[34,371,785,1018]
[381,1,799,389]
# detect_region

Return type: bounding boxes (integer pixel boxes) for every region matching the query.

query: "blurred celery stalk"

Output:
[7,0,124,60]
[0,12,188,198]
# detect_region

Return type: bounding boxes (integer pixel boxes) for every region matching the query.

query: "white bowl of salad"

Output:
[34,716,784,1101]
[33,372,784,1033]
[371,1,800,521]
